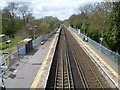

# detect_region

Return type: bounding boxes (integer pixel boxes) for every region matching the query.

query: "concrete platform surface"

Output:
[31,29,60,88]
[4,32,58,88]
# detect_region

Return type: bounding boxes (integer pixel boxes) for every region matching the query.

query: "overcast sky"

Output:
[0,0,110,20]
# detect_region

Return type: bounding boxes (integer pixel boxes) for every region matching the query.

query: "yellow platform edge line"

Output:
[68,28,120,80]
[30,34,57,89]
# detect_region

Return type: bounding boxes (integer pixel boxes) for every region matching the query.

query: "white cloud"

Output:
[29,0,104,20]
[30,0,87,20]
[1,0,111,20]
[0,0,7,10]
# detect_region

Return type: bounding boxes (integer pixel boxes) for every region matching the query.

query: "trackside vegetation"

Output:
[64,2,120,54]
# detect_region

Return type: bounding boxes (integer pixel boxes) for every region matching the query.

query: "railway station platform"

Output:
[4,26,119,89]
[68,27,120,89]
[4,28,60,88]
[30,25,118,89]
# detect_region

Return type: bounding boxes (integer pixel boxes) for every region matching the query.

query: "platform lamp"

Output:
[34,25,37,46]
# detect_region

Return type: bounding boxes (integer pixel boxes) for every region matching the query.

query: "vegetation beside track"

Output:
[64,2,120,54]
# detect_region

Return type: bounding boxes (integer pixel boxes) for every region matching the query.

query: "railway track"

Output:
[54,29,71,88]
[46,25,111,89]
[64,26,111,88]
[46,27,88,89]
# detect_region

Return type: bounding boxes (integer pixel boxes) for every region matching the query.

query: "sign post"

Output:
[99,37,103,52]
[78,29,80,34]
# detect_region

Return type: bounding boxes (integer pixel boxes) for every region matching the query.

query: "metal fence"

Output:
[0,27,58,70]
[69,26,120,64]
[33,28,57,47]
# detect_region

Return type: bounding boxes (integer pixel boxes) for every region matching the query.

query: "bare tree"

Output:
[19,5,32,24]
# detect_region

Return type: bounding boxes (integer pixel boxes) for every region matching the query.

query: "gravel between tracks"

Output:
[46,25,113,89]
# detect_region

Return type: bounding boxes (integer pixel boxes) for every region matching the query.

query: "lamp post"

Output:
[29,28,33,39]
[0,52,8,90]
[34,25,37,46]
[0,66,8,90]
[34,25,37,40]
[29,25,37,47]
[30,26,37,40]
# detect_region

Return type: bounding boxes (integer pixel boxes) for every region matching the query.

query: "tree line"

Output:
[2,2,60,39]
[64,2,120,54]
[2,2,32,38]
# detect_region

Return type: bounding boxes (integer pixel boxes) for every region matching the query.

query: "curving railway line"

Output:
[46,25,112,89]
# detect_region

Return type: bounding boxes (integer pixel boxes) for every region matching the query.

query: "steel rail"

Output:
[54,29,73,89]
[64,30,75,89]
[66,28,104,88]
[53,52,59,89]
[79,50,104,88]
[65,29,88,89]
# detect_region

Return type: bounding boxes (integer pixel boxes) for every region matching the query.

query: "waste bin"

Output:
[18,38,33,55]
